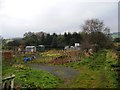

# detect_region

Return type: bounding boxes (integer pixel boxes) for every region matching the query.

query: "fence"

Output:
[2,75,15,90]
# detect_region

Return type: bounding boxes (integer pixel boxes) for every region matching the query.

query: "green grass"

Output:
[60,49,118,88]
[2,49,119,88]
[2,64,62,88]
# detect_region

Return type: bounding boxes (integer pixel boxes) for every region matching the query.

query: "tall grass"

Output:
[61,49,119,88]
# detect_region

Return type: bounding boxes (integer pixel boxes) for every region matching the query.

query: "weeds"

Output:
[61,49,119,88]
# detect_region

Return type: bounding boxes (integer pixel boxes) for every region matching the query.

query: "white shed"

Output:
[25,46,36,52]
[75,43,80,47]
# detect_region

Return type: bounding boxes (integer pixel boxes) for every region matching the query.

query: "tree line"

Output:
[22,31,82,48]
[3,18,115,50]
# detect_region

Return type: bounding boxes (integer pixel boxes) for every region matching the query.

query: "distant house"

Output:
[25,46,36,53]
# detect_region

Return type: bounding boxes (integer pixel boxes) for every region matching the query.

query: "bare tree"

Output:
[81,19,113,51]
[81,18,109,34]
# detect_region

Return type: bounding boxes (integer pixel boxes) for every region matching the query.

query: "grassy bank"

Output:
[2,64,62,88]
[59,49,118,88]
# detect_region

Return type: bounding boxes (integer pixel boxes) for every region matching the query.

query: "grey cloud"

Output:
[0,1,118,38]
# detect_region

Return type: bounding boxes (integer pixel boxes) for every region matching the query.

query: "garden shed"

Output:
[25,46,36,53]
[37,45,45,52]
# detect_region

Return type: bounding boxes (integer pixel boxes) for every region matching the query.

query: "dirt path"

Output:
[27,64,80,79]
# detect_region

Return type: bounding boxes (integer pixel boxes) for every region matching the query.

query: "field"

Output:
[2,49,119,88]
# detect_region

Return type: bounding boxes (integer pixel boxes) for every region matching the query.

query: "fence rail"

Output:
[2,75,15,90]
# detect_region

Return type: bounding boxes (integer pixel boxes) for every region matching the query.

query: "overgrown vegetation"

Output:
[2,18,119,89]
[2,63,62,88]
[60,49,119,88]
[2,49,119,88]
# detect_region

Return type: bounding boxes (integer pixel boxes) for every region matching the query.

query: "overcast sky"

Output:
[0,0,119,39]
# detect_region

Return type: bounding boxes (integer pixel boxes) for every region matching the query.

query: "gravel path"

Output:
[27,64,80,79]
